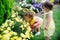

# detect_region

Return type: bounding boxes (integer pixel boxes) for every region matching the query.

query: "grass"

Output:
[30,5,60,40]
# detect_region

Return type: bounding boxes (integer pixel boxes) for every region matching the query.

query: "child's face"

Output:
[25,16,31,22]
[43,6,49,12]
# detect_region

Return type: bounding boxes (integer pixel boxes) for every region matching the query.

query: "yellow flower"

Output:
[18,37,22,40]
[0,35,2,38]
[21,33,25,38]
[14,18,20,22]
[0,28,4,31]
[25,30,33,38]
[27,26,31,32]
[2,22,8,27]
[23,25,26,27]
[31,34,34,37]
[9,21,14,26]
[11,36,18,40]
[11,11,16,18]
[1,26,5,28]
[21,33,24,36]
[20,19,23,22]
[11,14,16,17]
[20,25,23,28]
[25,33,30,39]
[9,31,17,35]
[7,27,11,30]
[20,31,30,39]
[22,27,24,30]
[20,25,25,31]
[9,31,13,35]
[3,30,9,34]
[1,34,10,40]
[12,32,17,35]
[5,33,11,37]
[17,6,23,11]
[23,38,28,40]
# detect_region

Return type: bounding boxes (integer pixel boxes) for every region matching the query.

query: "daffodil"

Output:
[0,28,4,31]
[2,22,8,27]
[3,30,9,34]
[22,27,24,30]
[11,14,16,17]
[1,34,10,40]
[23,38,28,40]
[0,35,2,38]
[18,37,22,40]
[11,36,18,40]
[12,32,17,35]
[20,25,24,28]
[9,21,14,26]
[21,33,25,38]
[7,27,11,30]
[14,18,20,22]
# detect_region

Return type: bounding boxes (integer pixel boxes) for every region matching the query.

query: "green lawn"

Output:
[30,5,60,40]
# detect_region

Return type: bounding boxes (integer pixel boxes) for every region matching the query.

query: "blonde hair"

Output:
[24,10,35,19]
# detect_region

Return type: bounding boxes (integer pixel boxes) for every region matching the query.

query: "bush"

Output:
[0,0,14,25]
[0,11,33,40]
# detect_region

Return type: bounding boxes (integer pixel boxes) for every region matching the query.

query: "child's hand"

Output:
[44,27,48,30]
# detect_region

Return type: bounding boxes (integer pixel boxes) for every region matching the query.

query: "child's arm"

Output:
[33,18,43,28]
[44,14,51,30]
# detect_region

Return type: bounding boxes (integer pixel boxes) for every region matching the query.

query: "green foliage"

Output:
[26,0,32,4]
[0,0,14,25]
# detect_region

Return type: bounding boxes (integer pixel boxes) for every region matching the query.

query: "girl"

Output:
[24,11,43,36]
[42,1,55,40]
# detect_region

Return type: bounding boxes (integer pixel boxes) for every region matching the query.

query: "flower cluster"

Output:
[0,11,33,40]
[18,0,42,13]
